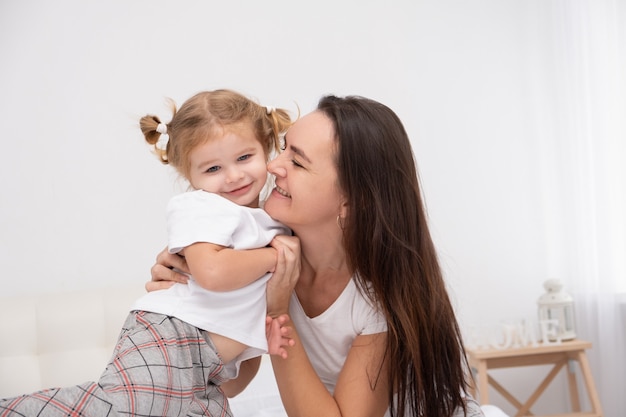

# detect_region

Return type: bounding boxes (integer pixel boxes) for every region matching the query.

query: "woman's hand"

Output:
[145,247,190,292]
[266,235,301,317]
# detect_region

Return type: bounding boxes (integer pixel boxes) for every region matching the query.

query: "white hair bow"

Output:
[156,123,169,151]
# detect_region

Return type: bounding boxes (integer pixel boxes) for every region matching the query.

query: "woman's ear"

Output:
[339,200,349,219]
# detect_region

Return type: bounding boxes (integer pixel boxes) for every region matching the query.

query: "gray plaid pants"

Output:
[0,311,232,417]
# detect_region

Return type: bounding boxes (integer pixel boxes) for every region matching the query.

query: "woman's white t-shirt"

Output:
[290,278,484,417]
[289,277,387,394]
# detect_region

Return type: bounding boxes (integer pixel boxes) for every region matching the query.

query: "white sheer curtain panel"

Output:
[535,1,626,415]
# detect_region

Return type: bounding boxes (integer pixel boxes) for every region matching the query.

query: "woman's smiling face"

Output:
[264,111,345,231]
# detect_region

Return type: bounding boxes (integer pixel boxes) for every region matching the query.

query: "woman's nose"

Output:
[267,156,286,178]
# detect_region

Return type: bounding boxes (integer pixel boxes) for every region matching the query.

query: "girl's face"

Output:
[265,111,345,230]
[188,124,268,208]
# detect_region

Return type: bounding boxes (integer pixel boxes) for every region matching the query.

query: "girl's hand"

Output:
[145,247,190,292]
[267,235,301,317]
[266,314,295,359]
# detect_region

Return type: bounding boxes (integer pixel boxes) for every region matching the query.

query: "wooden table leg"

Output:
[477,360,490,404]
[469,366,477,398]
[487,374,524,411]
[566,358,581,412]
[577,351,603,416]
[516,358,566,416]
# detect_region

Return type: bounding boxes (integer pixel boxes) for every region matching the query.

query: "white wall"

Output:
[0,1,599,415]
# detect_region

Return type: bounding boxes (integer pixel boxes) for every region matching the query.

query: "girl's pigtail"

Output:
[265,105,296,153]
[139,114,169,164]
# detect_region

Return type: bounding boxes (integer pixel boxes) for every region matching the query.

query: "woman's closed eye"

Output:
[278,141,305,168]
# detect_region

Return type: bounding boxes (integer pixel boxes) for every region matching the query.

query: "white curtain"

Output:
[534,1,626,416]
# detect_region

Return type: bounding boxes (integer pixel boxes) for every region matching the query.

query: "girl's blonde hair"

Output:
[140,89,292,179]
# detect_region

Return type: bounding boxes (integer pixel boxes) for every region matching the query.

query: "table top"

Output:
[466,339,592,360]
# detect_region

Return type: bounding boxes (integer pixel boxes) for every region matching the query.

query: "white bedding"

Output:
[230,356,510,417]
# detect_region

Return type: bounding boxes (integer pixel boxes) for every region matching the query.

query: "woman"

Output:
[150,95,483,417]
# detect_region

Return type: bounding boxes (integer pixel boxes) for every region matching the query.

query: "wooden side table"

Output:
[466,339,602,417]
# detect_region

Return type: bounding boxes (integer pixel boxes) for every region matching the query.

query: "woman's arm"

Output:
[267,236,390,417]
[265,235,301,317]
[333,332,390,417]
[183,242,277,291]
[272,330,389,417]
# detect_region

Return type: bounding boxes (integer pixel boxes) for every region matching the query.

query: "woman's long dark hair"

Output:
[318,95,470,417]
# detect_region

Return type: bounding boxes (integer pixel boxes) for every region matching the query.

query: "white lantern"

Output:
[537,279,576,341]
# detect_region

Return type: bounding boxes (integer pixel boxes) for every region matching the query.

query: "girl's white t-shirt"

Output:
[133,190,290,378]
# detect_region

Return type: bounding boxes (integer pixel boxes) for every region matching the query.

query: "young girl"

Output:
[0,89,294,417]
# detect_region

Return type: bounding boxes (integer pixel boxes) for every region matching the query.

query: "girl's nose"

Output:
[226,167,244,183]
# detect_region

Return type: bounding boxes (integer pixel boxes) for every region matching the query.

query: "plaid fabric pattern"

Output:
[0,311,232,417]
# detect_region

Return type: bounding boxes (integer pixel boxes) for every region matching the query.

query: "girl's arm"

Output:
[183,242,277,291]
